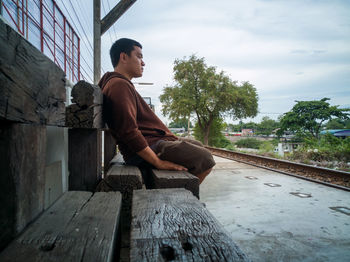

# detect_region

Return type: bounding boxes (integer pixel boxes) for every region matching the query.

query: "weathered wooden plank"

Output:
[104,129,116,174]
[0,122,46,250]
[96,164,143,262]
[65,80,103,128]
[96,164,142,213]
[102,164,143,193]
[68,128,102,191]
[130,189,250,262]
[151,170,200,199]
[0,19,66,126]
[0,191,122,262]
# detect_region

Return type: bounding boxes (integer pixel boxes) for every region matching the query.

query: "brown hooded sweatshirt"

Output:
[99,72,177,161]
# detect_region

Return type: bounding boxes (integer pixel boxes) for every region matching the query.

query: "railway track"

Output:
[206,146,350,191]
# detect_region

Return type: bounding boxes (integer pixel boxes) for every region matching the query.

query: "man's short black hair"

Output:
[110,38,142,68]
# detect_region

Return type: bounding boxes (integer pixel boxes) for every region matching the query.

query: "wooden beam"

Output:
[0,191,122,261]
[0,122,46,250]
[151,169,200,198]
[97,164,143,194]
[130,189,250,261]
[101,0,137,36]
[0,19,66,126]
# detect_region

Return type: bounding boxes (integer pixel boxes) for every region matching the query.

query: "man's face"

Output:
[125,46,145,79]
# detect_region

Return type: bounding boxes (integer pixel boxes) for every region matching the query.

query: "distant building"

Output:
[142,97,155,112]
[242,129,254,136]
[320,129,350,138]
[169,127,186,133]
[275,142,300,157]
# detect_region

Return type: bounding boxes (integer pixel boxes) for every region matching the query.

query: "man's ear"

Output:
[119,52,128,64]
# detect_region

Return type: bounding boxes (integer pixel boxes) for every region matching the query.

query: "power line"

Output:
[69,0,96,76]
[73,0,93,35]
[80,65,94,83]
[106,0,117,40]
[57,0,95,76]
[58,0,107,77]
[60,0,93,56]
[101,0,113,44]
[66,0,107,74]
[80,54,94,75]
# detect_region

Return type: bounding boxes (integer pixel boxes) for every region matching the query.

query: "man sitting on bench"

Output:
[99,38,215,184]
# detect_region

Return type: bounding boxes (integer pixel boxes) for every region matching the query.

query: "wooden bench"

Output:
[151,169,199,198]
[0,191,122,262]
[130,188,250,262]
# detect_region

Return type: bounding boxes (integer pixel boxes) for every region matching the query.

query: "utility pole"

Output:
[93,0,137,84]
[93,0,101,85]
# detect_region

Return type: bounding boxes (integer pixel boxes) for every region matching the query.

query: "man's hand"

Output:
[137,146,187,171]
[154,159,188,171]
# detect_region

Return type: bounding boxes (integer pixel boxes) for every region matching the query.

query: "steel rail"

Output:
[206,146,350,192]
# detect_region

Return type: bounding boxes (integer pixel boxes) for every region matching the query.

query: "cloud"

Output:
[93,0,350,123]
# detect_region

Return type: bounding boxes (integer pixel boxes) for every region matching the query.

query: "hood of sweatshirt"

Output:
[98,72,133,90]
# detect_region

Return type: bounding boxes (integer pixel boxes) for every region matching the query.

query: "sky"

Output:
[57,0,350,125]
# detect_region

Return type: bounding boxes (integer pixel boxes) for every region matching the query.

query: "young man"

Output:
[99,38,215,183]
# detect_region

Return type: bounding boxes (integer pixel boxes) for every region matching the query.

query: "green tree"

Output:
[193,118,232,148]
[277,98,349,139]
[241,121,258,131]
[257,116,279,135]
[168,118,192,131]
[160,55,258,145]
[227,123,241,132]
[324,118,350,130]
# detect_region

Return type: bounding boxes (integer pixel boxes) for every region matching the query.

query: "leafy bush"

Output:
[235,138,262,149]
[259,140,275,152]
[193,118,233,149]
[289,133,350,162]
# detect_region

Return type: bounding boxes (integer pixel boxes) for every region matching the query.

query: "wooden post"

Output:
[0,122,46,250]
[68,129,102,191]
[93,0,101,85]
[66,81,103,191]
[65,80,103,128]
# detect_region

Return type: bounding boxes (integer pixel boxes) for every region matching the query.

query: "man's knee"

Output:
[156,140,216,175]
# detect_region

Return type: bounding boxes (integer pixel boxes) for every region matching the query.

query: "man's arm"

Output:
[137,146,187,171]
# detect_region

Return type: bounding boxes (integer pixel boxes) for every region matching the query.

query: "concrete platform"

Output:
[200,156,350,262]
